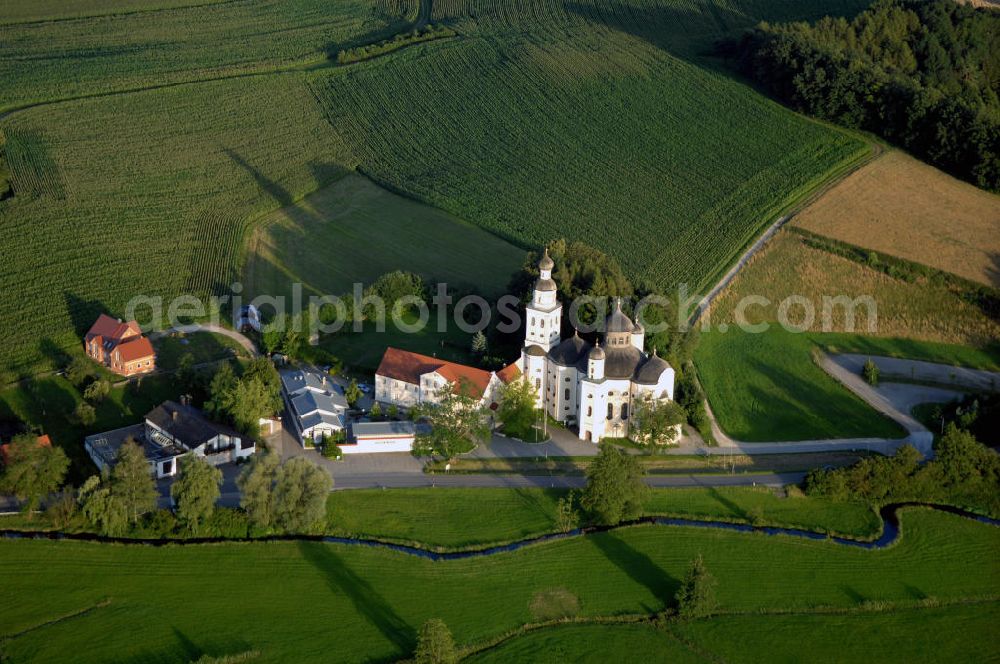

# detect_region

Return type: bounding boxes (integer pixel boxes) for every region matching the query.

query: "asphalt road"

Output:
[203,471,804,508]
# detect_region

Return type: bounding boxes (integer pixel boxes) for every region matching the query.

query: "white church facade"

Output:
[519,250,677,443]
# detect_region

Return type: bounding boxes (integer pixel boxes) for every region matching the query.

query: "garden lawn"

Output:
[323,487,881,549]
[319,309,479,375]
[152,331,247,371]
[0,509,994,663]
[695,328,906,441]
[245,173,524,301]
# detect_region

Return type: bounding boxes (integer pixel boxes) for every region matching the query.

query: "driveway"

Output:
[832,354,999,392]
[153,323,257,356]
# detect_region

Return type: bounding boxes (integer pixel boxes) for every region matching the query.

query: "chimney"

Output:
[172,409,179,421]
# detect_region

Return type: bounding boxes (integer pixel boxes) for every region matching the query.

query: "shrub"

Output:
[675,555,716,620]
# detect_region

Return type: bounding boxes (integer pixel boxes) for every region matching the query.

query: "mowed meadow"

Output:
[0,509,996,662]
[0,0,873,381]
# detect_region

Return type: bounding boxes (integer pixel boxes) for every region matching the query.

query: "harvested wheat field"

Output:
[710,230,1000,347]
[794,150,1000,287]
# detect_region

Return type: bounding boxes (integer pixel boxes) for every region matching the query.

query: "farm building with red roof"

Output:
[84,313,156,376]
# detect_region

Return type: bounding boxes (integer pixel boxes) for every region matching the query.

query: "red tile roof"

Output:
[1,434,52,466]
[85,314,141,344]
[376,347,494,398]
[114,336,155,363]
[496,362,521,383]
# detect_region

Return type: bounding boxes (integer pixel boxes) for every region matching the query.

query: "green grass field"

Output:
[695,328,1000,441]
[0,509,994,662]
[0,0,873,383]
[152,331,248,370]
[695,328,906,441]
[324,486,881,548]
[468,603,1000,663]
[319,309,482,374]
[245,173,524,300]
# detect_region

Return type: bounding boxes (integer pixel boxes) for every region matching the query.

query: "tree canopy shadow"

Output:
[297,541,415,655]
[590,532,677,613]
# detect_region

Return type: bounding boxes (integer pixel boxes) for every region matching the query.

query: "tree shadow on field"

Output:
[297,541,415,656]
[563,1,867,61]
[706,486,749,520]
[590,532,677,613]
[110,626,255,664]
[62,291,110,336]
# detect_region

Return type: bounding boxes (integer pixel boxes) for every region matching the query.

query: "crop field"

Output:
[709,230,1000,347]
[0,0,416,110]
[0,509,995,662]
[0,0,876,383]
[0,74,356,383]
[794,150,1000,288]
[470,603,1000,663]
[310,0,871,296]
[245,173,524,301]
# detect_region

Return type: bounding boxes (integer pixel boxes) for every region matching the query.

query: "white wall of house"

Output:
[375,374,421,407]
[342,435,414,454]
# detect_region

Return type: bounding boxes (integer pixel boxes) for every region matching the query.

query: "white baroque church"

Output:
[519,250,677,443]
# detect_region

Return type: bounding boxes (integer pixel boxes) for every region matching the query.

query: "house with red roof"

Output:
[375,347,520,411]
[84,313,156,377]
[0,434,52,467]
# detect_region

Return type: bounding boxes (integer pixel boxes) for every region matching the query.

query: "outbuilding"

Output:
[345,421,416,454]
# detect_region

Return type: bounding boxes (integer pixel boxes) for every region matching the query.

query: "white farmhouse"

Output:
[520,249,677,443]
[375,347,520,410]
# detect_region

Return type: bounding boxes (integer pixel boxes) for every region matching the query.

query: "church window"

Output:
[540,319,545,328]
[564,388,570,400]
[587,406,592,417]
[607,403,614,420]
[535,378,541,389]
[621,403,629,420]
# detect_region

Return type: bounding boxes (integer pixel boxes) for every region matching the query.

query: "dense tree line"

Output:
[727,0,1000,190]
[805,424,1000,515]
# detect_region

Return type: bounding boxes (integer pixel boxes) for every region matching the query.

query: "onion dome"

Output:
[588,341,606,361]
[539,247,554,271]
[525,344,547,357]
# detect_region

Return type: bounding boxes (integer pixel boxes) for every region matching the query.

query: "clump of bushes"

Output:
[336,24,456,64]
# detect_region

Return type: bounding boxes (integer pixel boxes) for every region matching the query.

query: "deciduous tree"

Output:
[418,380,491,459]
[0,434,69,513]
[112,438,159,525]
[413,618,457,664]
[273,456,332,533]
[675,554,716,620]
[632,398,686,447]
[581,443,646,525]
[497,377,538,439]
[171,455,223,532]
[238,452,280,530]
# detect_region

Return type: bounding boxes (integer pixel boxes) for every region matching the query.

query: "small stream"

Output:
[2,503,996,560]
